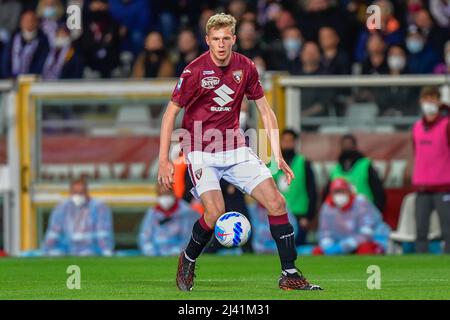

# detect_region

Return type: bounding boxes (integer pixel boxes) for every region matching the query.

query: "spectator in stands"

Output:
[387,45,409,75]
[108,0,151,56]
[227,0,247,23]
[277,26,303,73]
[139,183,198,256]
[0,0,22,61]
[241,10,258,24]
[299,0,356,54]
[270,129,317,246]
[248,202,297,253]
[262,6,296,46]
[42,178,114,256]
[433,40,450,74]
[313,178,390,255]
[258,1,283,44]
[295,41,332,118]
[325,134,386,213]
[429,0,450,28]
[375,45,417,115]
[405,0,424,25]
[236,20,263,61]
[79,0,121,78]
[319,26,350,75]
[412,86,450,254]
[406,25,439,74]
[1,10,50,78]
[295,41,323,75]
[354,0,403,62]
[413,8,449,62]
[362,33,389,75]
[42,24,83,79]
[273,9,297,39]
[36,0,66,48]
[175,29,200,77]
[132,31,174,78]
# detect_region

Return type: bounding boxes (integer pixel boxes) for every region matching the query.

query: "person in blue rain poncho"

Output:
[139,184,199,256]
[42,178,114,256]
[248,203,298,254]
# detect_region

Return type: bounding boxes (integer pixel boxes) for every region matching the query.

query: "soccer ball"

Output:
[214,212,251,248]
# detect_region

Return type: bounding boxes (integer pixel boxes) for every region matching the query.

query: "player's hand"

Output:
[157,160,175,190]
[276,157,295,185]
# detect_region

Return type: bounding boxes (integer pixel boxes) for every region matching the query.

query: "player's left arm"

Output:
[254,96,295,184]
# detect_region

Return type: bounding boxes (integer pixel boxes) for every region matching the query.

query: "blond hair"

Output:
[206,13,237,35]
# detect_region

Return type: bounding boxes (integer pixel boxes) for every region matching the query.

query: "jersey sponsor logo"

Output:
[201,76,220,89]
[213,84,234,107]
[202,70,215,75]
[210,106,232,112]
[232,70,243,84]
[195,168,202,180]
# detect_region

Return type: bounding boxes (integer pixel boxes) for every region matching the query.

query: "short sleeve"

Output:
[171,68,196,107]
[245,61,264,100]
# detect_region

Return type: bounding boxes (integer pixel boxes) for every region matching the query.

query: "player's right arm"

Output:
[158,101,182,190]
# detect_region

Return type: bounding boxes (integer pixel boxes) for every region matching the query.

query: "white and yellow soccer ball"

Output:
[214,212,251,248]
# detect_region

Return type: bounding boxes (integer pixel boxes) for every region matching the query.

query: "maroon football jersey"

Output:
[171,51,264,153]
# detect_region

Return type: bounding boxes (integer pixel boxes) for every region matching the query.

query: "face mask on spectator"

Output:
[71,194,86,207]
[387,55,405,70]
[283,38,302,54]
[54,36,70,48]
[22,30,37,41]
[421,102,439,116]
[446,53,450,66]
[333,193,349,208]
[43,6,57,19]
[158,195,175,210]
[406,38,424,53]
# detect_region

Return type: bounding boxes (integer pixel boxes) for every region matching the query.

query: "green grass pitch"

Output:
[0,254,449,300]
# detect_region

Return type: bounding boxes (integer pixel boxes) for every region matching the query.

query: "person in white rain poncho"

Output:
[314,178,390,255]
[42,178,114,256]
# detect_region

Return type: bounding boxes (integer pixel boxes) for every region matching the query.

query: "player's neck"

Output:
[209,51,232,67]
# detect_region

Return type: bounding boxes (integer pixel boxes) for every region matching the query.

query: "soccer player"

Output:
[158,13,322,291]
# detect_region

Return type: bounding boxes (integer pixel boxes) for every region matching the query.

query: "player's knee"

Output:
[266,193,286,215]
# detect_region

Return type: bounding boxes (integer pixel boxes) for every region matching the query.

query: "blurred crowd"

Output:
[1,0,450,80]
